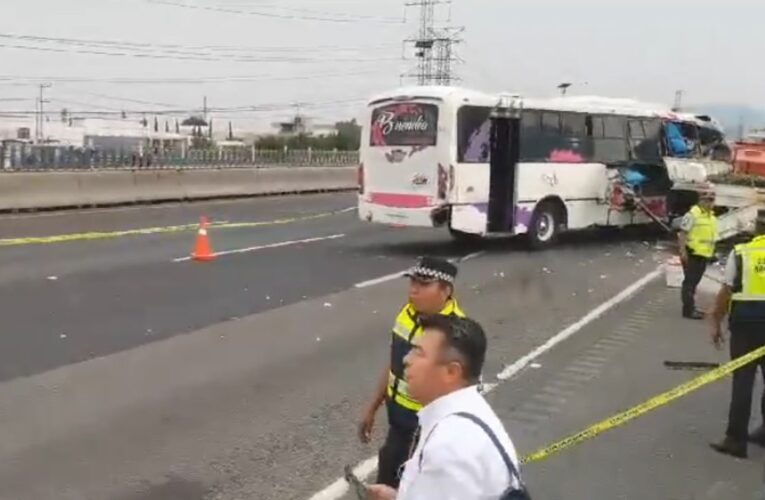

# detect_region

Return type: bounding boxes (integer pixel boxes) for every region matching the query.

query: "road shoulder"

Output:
[493,278,765,499]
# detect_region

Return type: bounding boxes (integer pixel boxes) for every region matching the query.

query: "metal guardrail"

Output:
[0,145,359,171]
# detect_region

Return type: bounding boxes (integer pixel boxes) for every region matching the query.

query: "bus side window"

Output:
[560,112,589,162]
[593,115,629,164]
[540,112,564,161]
[457,105,492,163]
[632,119,662,162]
[591,116,605,138]
[520,110,545,161]
[541,112,561,135]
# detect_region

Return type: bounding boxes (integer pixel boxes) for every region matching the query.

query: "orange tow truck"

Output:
[732,130,765,176]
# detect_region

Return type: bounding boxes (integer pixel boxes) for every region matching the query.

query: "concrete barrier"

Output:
[0,165,356,211]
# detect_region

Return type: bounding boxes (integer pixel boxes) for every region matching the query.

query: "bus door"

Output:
[449,104,520,235]
[487,110,521,232]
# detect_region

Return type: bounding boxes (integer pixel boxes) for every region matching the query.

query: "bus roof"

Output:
[366,86,498,107]
[673,112,725,132]
[365,86,724,125]
[523,95,672,117]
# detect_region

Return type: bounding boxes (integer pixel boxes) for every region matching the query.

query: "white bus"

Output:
[357,86,730,248]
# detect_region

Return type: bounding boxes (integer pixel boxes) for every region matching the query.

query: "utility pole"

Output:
[203,95,208,122]
[403,0,463,86]
[36,83,51,143]
[672,89,684,112]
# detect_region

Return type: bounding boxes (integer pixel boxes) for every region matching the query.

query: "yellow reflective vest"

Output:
[688,205,717,258]
[387,299,465,414]
[686,205,718,258]
[730,235,765,322]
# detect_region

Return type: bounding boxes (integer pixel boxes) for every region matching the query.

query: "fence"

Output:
[0,144,359,171]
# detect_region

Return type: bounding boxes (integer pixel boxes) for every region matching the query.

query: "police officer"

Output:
[709,209,765,458]
[358,256,466,488]
[678,189,718,319]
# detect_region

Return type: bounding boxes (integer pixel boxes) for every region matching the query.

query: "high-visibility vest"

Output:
[387,299,465,413]
[686,205,718,258]
[730,235,765,322]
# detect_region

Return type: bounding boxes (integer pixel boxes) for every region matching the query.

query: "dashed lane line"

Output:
[353,251,487,289]
[172,234,346,262]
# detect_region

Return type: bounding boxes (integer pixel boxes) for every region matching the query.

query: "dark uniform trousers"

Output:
[727,321,765,441]
[681,250,709,315]
[377,424,416,488]
[376,402,418,488]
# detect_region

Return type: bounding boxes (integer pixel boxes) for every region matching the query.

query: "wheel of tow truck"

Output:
[527,201,562,250]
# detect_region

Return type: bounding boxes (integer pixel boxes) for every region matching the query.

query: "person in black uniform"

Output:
[709,210,765,458]
[358,256,465,488]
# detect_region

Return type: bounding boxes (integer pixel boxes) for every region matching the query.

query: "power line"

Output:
[0,38,401,64]
[0,32,397,56]
[147,0,403,24]
[0,68,394,86]
[0,96,367,117]
[74,91,180,108]
[197,0,400,20]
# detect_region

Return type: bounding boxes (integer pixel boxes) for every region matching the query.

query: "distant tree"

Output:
[254,119,361,151]
[181,116,208,127]
[334,119,361,150]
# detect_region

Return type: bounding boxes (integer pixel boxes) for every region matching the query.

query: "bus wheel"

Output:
[528,202,562,250]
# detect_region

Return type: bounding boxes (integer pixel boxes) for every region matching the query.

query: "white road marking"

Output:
[172,233,345,262]
[353,252,487,289]
[495,266,663,381]
[354,271,405,289]
[459,250,486,263]
[306,265,663,500]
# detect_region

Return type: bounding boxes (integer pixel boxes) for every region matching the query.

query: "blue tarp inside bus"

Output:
[665,122,691,157]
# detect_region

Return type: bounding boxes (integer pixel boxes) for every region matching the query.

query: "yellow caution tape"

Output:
[0,208,352,247]
[521,344,765,464]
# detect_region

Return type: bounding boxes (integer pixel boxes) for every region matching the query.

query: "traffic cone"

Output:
[191,216,215,262]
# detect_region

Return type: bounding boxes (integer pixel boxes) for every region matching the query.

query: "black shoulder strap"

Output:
[453,412,524,486]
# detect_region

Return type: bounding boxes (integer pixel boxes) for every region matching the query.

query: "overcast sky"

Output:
[1,0,763,132]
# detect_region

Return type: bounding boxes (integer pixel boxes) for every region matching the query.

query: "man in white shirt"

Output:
[367,315,526,500]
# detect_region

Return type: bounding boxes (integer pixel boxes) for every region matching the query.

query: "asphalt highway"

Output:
[0,193,760,499]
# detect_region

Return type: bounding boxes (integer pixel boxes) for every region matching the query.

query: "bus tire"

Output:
[527,201,563,250]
